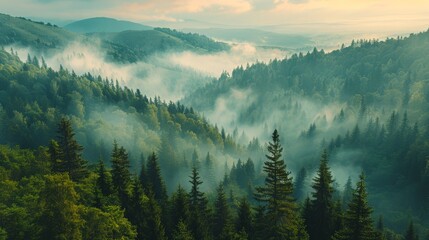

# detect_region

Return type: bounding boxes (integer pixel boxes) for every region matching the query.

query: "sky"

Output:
[1,0,429,34]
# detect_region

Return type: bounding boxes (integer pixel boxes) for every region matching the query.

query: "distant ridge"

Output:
[64,17,152,33]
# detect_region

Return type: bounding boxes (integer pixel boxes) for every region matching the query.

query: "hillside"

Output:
[0,48,250,191]
[89,28,230,59]
[0,13,76,49]
[184,30,429,230]
[64,17,152,33]
[0,13,229,63]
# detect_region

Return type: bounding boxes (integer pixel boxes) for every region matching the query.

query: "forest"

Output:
[0,43,428,239]
[1,11,429,240]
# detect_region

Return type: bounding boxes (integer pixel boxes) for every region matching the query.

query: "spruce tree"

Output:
[306,150,335,240]
[213,183,233,240]
[147,152,168,204]
[50,117,88,182]
[255,129,308,240]
[97,159,112,197]
[111,141,131,210]
[188,166,210,240]
[170,185,191,236]
[333,172,375,240]
[130,177,146,240]
[143,191,168,240]
[236,197,253,238]
[342,176,354,209]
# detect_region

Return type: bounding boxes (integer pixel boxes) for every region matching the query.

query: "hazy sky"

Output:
[1,0,429,34]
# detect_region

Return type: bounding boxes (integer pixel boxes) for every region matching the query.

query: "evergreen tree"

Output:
[236,197,253,238]
[97,159,112,197]
[111,141,131,210]
[170,185,191,236]
[49,117,88,181]
[333,172,375,240]
[342,177,354,209]
[188,166,210,240]
[143,191,168,240]
[213,183,233,240]
[294,167,307,201]
[255,129,308,240]
[38,174,83,240]
[306,150,335,240]
[130,177,146,240]
[173,220,194,240]
[147,152,168,204]
[139,153,148,192]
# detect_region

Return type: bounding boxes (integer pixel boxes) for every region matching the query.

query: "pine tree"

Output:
[306,150,335,240]
[97,159,112,197]
[111,141,131,210]
[213,183,233,240]
[130,177,146,240]
[143,191,168,240]
[342,177,354,209]
[333,172,375,240]
[49,117,88,181]
[294,167,307,201]
[147,152,168,204]
[236,197,253,238]
[255,129,308,240]
[188,166,210,240]
[139,153,148,192]
[170,185,191,236]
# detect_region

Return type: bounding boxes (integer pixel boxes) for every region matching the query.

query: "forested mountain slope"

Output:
[0,48,250,192]
[64,17,152,33]
[184,30,429,230]
[1,13,230,63]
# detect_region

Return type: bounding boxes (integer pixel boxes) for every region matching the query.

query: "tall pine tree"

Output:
[306,150,336,240]
[49,117,87,182]
[147,152,168,204]
[255,130,308,240]
[111,141,131,210]
[188,166,210,240]
[333,172,375,240]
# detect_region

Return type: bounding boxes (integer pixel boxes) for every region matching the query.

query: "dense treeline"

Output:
[184,30,429,231]
[1,121,423,239]
[0,47,256,192]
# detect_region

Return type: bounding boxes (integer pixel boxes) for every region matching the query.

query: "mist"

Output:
[12,41,288,102]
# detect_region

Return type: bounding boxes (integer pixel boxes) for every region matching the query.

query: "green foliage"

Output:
[79,205,137,240]
[172,220,194,240]
[50,117,88,182]
[333,173,375,240]
[255,130,308,240]
[38,174,83,240]
[147,152,168,204]
[305,150,336,240]
[110,141,131,209]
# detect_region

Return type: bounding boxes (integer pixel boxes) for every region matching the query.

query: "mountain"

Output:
[0,13,229,63]
[64,17,152,33]
[89,28,230,59]
[0,13,76,49]
[182,28,314,50]
[184,30,429,229]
